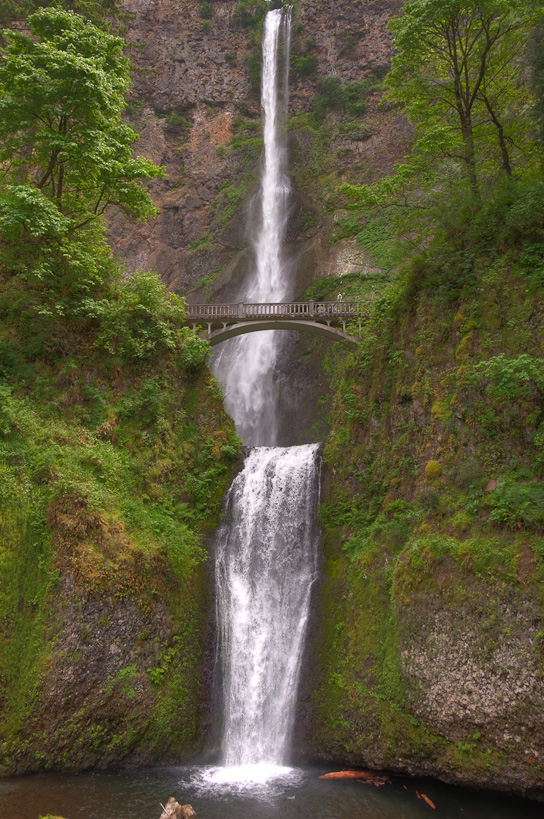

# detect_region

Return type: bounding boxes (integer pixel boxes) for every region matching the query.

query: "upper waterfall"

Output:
[248,7,291,303]
[212,7,292,446]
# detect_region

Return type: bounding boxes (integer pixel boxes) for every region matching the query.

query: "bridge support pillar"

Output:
[238,303,245,318]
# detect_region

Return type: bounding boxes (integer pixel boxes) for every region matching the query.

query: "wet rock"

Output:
[109,0,408,295]
[158,797,197,819]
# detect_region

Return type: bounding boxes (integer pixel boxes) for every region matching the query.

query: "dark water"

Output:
[0,764,541,819]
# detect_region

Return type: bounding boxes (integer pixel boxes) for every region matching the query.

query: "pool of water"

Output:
[0,764,541,819]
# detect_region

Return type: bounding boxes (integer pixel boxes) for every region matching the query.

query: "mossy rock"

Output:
[424,459,442,481]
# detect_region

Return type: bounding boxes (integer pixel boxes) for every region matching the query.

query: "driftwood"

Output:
[420,792,436,809]
[319,770,392,786]
[319,771,437,805]
[158,797,197,819]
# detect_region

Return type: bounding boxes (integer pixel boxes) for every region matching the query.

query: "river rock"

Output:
[158,797,197,819]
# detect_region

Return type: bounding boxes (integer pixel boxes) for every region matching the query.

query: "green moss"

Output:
[188,234,213,252]
[0,283,241,772]
[424,459,442,481]
[306,183,544,786]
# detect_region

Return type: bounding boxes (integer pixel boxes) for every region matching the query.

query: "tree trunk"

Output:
[482,95,512,176]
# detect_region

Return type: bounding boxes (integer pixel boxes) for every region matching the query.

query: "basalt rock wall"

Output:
[111,0,409,299]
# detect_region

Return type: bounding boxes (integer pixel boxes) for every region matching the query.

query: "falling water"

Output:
[213,7,292,446]
[213,444,321,781]
[204,8,321,789]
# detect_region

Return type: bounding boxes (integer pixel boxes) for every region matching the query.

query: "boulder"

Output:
[158,797,197,819]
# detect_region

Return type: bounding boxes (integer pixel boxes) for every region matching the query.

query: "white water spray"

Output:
[213,8,292,446]
[212,444,320,782]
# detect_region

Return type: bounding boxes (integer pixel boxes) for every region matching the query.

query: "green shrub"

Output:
[179,329,210,373]
[424,460,442,481]
[164,110,193,131]
[487,480,544,531]
[313,77,368,119]
[467,354,544,403]
[81,271,187,360]
[290,54,318,75]
[339,34,357,56]
[504,179,544,243]
[188,234,212,252]
[233,0,267,29]
[245,52,261,89]
[343,81,368,115]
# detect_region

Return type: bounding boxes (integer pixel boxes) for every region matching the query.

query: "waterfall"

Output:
[213,7,292,446]
[201,8,321,789]
[214,445,320,775]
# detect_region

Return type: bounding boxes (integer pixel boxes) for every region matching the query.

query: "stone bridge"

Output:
[185,302,365,348]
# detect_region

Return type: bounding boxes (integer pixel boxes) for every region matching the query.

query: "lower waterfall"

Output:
[210,444,321,783]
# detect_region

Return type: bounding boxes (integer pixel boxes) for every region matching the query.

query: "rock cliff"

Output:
[110,0,410,298]
[294,207,544,797]
[0,341,240,774]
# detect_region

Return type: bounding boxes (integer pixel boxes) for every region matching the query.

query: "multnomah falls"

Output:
[1,0,544,817]
[209,7,321,784]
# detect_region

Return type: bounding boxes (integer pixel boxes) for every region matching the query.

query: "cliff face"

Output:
[294,215,544,797]
[109,0,257,293]
[110,0,409,298]
[0,342,240,774]
[107,0,413,445]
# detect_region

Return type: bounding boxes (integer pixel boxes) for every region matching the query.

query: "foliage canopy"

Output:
[339,0,543,215]
[0,8,163,288]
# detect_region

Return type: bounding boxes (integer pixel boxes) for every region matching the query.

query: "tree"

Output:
[0,1,119,29]
[338,0,541,214]
[0,8,163,280]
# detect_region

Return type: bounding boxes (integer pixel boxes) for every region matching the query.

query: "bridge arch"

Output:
[203,318,359,348]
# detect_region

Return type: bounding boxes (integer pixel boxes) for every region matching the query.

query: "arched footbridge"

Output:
[185,302,366,348]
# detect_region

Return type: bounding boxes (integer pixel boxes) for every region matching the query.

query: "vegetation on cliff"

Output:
[0,9,240,774]
[300,0,544,796]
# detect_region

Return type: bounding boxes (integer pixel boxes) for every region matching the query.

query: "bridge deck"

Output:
[185,301,363,321]
[185,301,365,348]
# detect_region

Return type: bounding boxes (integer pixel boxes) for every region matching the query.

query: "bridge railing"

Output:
[185,301,364,320]
[185,303,239,318]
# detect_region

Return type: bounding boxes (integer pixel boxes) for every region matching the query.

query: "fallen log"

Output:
[320,770,380,780]
[319,770,391,785]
